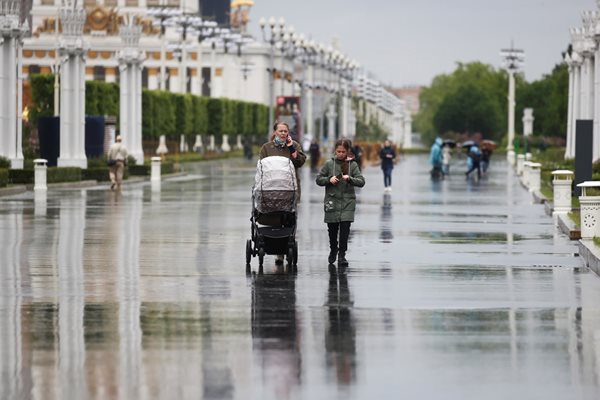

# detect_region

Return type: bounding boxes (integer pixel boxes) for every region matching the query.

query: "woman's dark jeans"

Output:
[382,167,393,187]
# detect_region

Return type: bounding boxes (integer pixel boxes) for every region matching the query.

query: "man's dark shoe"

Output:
[275,255,284,265]
[338,253,348,266]
[328,250,337,264]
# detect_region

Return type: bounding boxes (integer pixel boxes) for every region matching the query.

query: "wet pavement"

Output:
[1,154,600,400]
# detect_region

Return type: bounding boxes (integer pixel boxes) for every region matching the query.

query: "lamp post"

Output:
[171,14,201,93]
[259,16,285,139]
[500,43,525,163]
[147,4,182,91]
[192,19,218,95]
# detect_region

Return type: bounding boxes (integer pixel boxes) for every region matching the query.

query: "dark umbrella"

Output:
[442,139,456,148]
[460,140,477,149]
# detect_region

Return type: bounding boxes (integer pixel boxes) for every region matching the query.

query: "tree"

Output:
[433,82,502,139]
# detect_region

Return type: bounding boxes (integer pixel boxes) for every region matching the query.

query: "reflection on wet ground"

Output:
[1,154,600,399]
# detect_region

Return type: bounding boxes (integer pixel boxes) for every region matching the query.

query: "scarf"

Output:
[273,136,286,148]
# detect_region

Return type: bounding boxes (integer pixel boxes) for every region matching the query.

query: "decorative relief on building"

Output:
[33,6,159,37]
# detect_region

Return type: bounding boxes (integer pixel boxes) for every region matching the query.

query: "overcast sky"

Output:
[248,0,593,87]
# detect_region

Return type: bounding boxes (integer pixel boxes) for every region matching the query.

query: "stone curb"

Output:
[531,190,547,205]
[578,240,600,276]
[0,172,187,197]
[556,212,581,240]
[0,185,27,197]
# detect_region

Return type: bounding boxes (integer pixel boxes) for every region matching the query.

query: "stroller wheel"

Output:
[245,239,252,265]
[293,240,298,266]
[287,246,294,266]
[258,248,265,267]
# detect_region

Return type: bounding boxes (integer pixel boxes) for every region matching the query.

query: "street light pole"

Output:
[500,43,525,163]
[260,16,284,139]
[147,4,182,91]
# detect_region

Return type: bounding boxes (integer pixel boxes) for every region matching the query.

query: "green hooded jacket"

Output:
[315,158,365,223]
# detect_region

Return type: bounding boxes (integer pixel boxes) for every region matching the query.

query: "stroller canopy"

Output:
[253,156,297,213]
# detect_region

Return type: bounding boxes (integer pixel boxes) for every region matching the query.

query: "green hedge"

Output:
[47,167,81,183]
[9,169,34,184]
[29,74,270,144]
[161,162,174,175]
[82,168,110,182]
[0,169,7,187]
[129,165,150,176]
[0,156,10,169]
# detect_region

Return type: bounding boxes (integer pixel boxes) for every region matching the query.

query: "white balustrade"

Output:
[577,181,600,239]
[552,170,573,214]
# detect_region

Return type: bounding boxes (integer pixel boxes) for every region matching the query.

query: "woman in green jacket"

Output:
[316,139,366,266]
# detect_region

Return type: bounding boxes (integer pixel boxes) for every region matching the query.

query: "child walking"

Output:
[316,139,366,266]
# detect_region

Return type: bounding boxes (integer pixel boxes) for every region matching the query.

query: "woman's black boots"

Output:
[327,224,338,264]
[328,249,337,264]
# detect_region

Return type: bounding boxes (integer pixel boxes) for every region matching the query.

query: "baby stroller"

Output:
[246,156,299,268]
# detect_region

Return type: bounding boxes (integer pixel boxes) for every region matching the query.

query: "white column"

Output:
[595,44,600,161]
[582,56,591,118]
[0,3,26,168]
[119,21,145,165]
[565,59,574,159]
[148,69,159,90]
[570,57,582,159]
[15,40,23,168]
[341,82,349,139]
[306,64,314,137]
[507,70,515,151]
[57,4,87,168]
[403,113,413,149]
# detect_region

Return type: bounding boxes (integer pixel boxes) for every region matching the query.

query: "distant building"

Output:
[387,85,422,116]
[199,0,230,25]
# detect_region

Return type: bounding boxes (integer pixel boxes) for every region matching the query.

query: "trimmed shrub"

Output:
[9,169,34,184]
[82,168,110,182]
[161,162,174,175]
[0,168,8,187]
[47,167,81,183]
[129,164,150,176]
[0,156,10,169]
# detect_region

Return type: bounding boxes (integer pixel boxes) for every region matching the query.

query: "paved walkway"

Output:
[1,154,599,400]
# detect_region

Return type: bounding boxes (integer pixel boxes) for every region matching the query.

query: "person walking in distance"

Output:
[379,140,396,192]
[309,139,321,173]
[316,139,365,268]
[107,135,128,190]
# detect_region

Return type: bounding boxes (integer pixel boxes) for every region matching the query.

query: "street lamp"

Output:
[171,14,201,93]
[259,16,285,138]
[191,19,218,95]
[500,43,525,161]
[147,4,182,90]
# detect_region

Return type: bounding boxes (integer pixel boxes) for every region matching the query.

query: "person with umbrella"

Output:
[465,143,482,180]
[480,140,496,175]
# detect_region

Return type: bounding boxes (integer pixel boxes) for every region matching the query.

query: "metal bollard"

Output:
[577,181,600,239]
[516,154,525,175]
[528,162,542,193]
[151,156,161,182]
[34,158,48,191]
[552,170,573,214]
